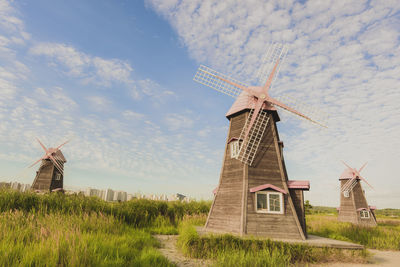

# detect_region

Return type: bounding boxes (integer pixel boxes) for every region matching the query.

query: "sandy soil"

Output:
[154,235,212,267]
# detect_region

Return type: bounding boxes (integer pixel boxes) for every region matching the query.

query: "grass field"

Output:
[307,214,400,250]
[1,189,398,266]
[177,222,369,266]
[0,189,210,266]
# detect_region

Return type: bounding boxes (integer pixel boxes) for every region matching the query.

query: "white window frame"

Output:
[360,210,370,219]
[55,173,61,181]
[255,191,284,214]
[343,191,350,198]
[230,140,240,158]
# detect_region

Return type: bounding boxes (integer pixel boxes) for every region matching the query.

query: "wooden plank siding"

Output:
[205,110,307,239]
[31,159,64,192]
[338,180,377,226]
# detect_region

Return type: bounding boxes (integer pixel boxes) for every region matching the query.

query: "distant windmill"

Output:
[338,161,377,226]
[194,44,326,240]
[29,138,69,192]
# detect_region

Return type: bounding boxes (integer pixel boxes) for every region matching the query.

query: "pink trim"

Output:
[212,187,218,195]
[287,180,310,190]
[336,207,340,211]
[357,208,368,211]
[369,206,376,210]
[249,184,287,194]
[227,137,239,144]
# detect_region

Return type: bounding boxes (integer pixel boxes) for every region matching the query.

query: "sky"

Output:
[0,0,399,208]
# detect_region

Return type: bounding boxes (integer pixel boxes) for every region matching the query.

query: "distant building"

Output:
[104,189,114,201]
[85,188,101,198]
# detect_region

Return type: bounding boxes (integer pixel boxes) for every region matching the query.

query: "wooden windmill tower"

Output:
[29,138,69,192]
[194,44,326,240]
[338,162,377,226]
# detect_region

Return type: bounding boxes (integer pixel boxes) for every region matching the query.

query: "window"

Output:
[343,191,349,198]
[230,140,240,158]
[360,210,370,219]
[255,191,284,214]
[55,173,61,181]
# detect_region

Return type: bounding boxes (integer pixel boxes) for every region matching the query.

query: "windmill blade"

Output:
[237,109,270,166]
[341,161,352,170]
[49,155,63,175]
[36,138,48,153]
[256,43,288,88]
[272,94,328,128]
[53,154,64,170]
[29,156,45,168]
[193,65,249,98]
[56,140,70,150]
[359,162,367,172]
[341,176,357,192]
[359,175,374,190]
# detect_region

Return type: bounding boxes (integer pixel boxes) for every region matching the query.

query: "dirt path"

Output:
[154,235,212,267]
[314,250,400,267]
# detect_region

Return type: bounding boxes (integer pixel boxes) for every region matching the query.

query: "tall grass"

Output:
[0,189,210,228]
[0,189,211,266]
[307,214,400,250]
[0,210,174,266]
[177,222,369,266]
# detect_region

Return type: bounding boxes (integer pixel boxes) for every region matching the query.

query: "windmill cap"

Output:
[226,91,280,121]
[51,149,67,163]
[339,168,357,180]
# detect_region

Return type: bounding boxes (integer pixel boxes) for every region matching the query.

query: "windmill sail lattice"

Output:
[237,109,270,165]
[256,43,288,86]
[194,43,326,166]
[194,65,248,98]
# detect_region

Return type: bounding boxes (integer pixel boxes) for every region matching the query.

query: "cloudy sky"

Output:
[0,0,399,208]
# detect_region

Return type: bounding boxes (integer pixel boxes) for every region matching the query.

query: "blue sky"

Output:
[0,0,399,208]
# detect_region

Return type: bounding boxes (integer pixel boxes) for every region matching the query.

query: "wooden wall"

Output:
[206,110,306,239]
[31,159,64,192]
[205,112,247,234]
[338,179,377,226]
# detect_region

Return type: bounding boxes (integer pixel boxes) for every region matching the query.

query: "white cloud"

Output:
[164,113,194,131]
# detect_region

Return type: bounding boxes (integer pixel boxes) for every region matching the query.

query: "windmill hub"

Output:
[260,94,266,99]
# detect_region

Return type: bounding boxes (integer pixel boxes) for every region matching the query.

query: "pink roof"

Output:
[339,168,357,180]
[287,180,310,190]
[249,184,287,194]
[369,206,376,210]
[225,91,277,118]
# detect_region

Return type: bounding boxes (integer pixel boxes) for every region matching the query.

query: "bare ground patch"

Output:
[154,235,212,267]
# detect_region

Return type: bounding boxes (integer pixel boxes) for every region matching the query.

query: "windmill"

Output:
[338,162,377,226]
[29,138,69,192]
[194,44,326,240]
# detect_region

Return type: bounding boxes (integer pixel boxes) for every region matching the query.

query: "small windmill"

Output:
[194,44,326,240]
[338,161,377,226]
[30,138,69,192]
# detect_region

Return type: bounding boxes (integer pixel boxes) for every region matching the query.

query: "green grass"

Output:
[0,189,210,227]
[307,214,400,250]
[0,210,174,266]
[0,189,211,266]
[177,222,369,266]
